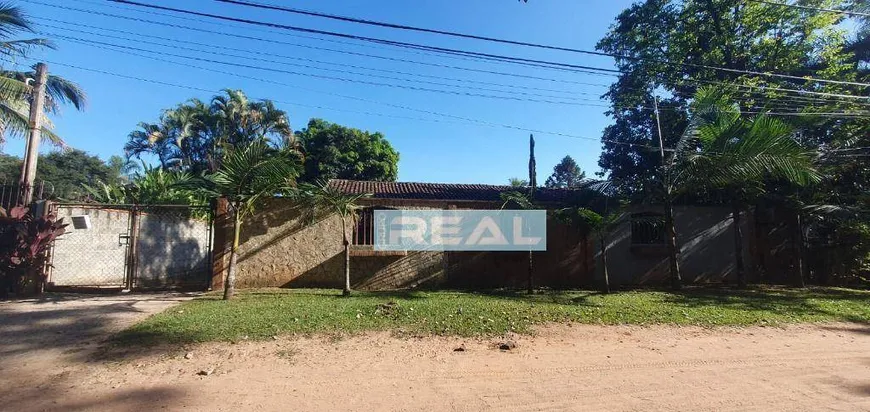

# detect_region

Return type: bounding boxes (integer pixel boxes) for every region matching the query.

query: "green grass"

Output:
[117,287,870,344]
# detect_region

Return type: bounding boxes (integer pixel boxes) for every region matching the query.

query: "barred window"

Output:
[353,207,394,246]
[631,212,665,245]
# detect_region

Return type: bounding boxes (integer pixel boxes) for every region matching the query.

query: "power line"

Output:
[65,0,506,66]
[24,1,618,86]
[26,58,671,150]
[25,1,870,111]
[108,0,627,77]
[44,32,615,108]
[38,22,602,101]
[51,33,870,119]
[27,0,869,107]
[215,0,870,88]
[57,31,866,115]
[43,21,858,112]
[744,0,870,18]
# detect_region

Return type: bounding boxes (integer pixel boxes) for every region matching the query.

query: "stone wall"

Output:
[231,201,758,290]
[445,217,593,289]
[231,199,593,290]
[234,198,345,288]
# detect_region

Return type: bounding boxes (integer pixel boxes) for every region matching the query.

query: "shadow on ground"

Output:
[0,292,196,363]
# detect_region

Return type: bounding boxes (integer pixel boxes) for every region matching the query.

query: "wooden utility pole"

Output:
[526,134,536,294]
[19,63,48,205]
[653,96,665,162]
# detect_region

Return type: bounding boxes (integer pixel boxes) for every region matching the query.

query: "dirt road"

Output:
[1,296,868,411]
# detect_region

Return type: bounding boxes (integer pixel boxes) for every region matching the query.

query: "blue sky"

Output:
[6,0,634,184]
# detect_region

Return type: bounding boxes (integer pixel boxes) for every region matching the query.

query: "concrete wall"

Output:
[602,205,750,286]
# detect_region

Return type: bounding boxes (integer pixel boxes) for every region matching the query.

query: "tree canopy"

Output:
[296,118,399,182]
[0,4,86,146]
[0,150,123,200]
[595,0,865,199]
[125,89,293,173]
[544,155,586,189]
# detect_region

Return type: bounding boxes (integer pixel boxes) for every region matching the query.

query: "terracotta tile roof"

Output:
[327,179,580,203]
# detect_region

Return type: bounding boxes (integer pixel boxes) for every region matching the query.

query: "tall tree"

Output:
[0,4,86,146]
[596,0,860,197]
[544,155,586,188]
[295,118,399,182]
[125,90,293,174]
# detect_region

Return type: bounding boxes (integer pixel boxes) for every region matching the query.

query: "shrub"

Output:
[0,206,67,297]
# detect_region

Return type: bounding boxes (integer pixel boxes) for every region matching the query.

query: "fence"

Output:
[46,203,213,290]
[0,180,52,212]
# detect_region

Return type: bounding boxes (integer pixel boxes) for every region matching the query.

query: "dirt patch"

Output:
[3,312,870,411]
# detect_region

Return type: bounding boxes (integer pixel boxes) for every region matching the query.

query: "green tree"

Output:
[296,118,399,182]
[544,155,586,189]
[661,87,821,289]
[125,90,293,173]
[596,0,860,197]
[0,4,86,146]
[0,150,120,200]
[189,141,301,300]
[83,165,202,206]
[556,206,625,293]
[508,177,528,187]
[295,181,369,296]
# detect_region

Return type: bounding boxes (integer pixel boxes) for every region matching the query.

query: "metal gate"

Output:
[46,204,213,290]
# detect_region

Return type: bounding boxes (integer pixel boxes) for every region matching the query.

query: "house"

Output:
[221,179,755,291]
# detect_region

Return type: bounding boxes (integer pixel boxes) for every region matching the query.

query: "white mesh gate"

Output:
[47,204,213,290]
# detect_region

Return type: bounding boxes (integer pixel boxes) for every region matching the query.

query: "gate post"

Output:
[210,197,230,291]
[126,206,140,291]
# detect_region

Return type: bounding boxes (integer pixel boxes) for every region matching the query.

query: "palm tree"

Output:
[125,89,293,173]
[508,177,528,187]
[0,4,86,146]
[189,141,301,300]
[295,181,369,296]
[679,88,821,288]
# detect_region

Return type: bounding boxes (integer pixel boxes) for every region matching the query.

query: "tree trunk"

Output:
[600,236,610,294]
[224,210,241,300]
[211,197,230,291]
[527,251,534,294]
[664,200,682,290]
[733,201,746,288]
[795,213,806,288]
[341,216,351,296]
[581,235,589,283]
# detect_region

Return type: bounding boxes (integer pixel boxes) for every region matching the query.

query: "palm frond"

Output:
[499,190,534,210]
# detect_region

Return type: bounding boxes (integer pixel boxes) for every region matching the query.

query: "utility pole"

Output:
[19,62,48,205]
[653,96,665,163]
